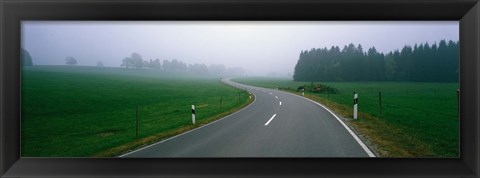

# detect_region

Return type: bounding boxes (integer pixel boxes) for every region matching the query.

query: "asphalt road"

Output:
[121,78,375,157]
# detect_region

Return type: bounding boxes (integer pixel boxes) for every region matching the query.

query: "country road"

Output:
[121,78,375,157]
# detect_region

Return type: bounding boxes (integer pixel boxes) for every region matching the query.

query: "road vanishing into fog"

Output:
[121,78,375,157]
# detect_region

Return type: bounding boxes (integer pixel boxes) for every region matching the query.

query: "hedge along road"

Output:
[121,78,375,157]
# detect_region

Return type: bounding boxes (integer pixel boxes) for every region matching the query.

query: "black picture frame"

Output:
[1,0,479,177]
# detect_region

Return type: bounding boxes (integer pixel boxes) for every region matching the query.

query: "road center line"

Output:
[269,92,272,95]
[264,114,277,126]
[275,96,278,99]
[279,101,282,106]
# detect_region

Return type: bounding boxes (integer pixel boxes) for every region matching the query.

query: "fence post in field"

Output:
[379,91,382,116]
[192,105,196,125]
[136,105,139,138]
[354,92,358,119]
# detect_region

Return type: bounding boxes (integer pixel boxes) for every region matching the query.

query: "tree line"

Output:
[293,40,459,82]
[20,49,245,76]
[120,52,245,76]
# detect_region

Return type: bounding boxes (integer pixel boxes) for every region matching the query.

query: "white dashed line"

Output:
[279,101,282,106]
[264,114,277,126]
[275,96,278,99]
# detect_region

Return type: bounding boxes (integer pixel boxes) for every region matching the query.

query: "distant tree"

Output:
[21,48,33,66]
[151,59,161,69]
[65,57,77,65]
[121,52,145,69]
[121,57,133,68]
[97,61,104,67]
[131,53,144,69]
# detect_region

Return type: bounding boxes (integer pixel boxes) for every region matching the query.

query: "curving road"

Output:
[121,78,375,157]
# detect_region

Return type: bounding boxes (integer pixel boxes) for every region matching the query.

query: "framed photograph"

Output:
[1,0,479,177]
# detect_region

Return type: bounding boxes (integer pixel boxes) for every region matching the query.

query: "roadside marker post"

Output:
[302,88,305,96]
[192,105,195,125]
[354,92,358,119]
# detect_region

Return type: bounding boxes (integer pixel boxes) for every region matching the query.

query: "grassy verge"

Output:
[232,77,459,157]
[21,66,252,157]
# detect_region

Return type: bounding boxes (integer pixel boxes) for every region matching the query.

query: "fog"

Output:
[22,21,458,76]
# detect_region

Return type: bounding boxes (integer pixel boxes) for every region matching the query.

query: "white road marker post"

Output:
[192,105,196,125]
[353,92,358,119]
[302,88,305,96]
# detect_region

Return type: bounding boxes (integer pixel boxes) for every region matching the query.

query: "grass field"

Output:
[21,66,251,157]
[232,77,459,157]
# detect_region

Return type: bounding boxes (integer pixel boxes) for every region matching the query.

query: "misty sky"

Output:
[22,21,458,76]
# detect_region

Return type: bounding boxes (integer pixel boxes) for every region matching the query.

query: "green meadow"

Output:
[233,77,459,157]
[21,66,251,157]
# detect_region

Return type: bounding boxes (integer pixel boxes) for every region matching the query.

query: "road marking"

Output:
[279,101,282,106]
[275,96,278,99]
[269,92,272,95]
[264,114,277,126]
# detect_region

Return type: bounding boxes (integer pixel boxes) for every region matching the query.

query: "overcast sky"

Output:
[22,21,458,76]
